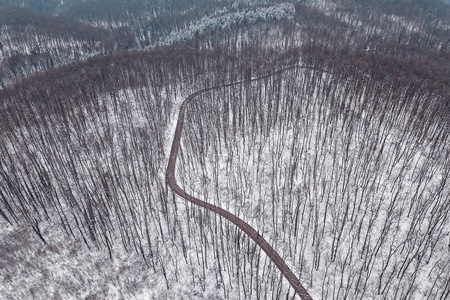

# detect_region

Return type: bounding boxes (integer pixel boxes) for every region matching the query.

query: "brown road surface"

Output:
[166,67,313,300]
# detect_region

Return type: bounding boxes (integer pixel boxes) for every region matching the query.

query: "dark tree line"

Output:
[302,44,450,102]
[0,1,300,88]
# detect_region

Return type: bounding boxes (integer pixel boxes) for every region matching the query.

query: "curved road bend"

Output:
[166,66,313,300]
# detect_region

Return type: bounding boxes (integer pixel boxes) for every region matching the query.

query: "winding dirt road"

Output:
[166,67,313,300]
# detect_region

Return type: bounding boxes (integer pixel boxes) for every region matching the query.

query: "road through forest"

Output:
[166,66,313,300]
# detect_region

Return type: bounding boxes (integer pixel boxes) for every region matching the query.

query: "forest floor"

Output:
[165,66,313,300]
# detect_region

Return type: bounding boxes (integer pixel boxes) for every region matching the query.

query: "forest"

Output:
[0,0,449,299]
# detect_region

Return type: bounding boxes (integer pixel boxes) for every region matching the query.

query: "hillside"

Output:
[0,0,449,299]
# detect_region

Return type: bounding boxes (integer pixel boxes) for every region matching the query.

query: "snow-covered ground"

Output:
[0,74,297,299]
[177,68,450,299]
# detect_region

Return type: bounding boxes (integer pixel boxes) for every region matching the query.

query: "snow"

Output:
[177,68,450,299]
[161,3,295,46]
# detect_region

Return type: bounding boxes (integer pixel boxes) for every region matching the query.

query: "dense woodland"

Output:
[0,0,449,299]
